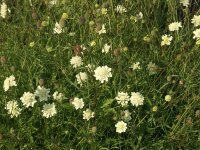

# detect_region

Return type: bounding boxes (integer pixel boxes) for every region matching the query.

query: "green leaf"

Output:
[101,99,114,108]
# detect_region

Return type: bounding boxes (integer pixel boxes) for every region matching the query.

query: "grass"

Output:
[0,0,200,149]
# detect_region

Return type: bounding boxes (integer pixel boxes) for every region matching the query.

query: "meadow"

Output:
[0,0,200,149]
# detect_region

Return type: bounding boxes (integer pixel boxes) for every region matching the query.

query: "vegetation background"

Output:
[0,0,200,149]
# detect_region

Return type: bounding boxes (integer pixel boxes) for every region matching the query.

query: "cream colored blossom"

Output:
[180,0,189,7]
[53,91,64,102]
[161,34,173,46]
[193,28,200,39]
[115,121,127,133]
[83,109,95,120]
[5,100,21,118]
[130,92,144,107]
[102,44,111,53]
[115,92,130,106]
[42,103,57,118]
[72,97,84,110]
[20,92,37,108]
[191,15,200,27]
[98,24,106,34]
[115,5,127,14]
[169,22,182,31]
[76,72,88,85]
[94,66,112,83]
[35,86,50,101]
[53,22,63,34]
[130,62,141,70]
[70,56,83,68]
[3,75,17,92]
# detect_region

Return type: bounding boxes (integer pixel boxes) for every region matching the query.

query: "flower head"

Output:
[193,28,200,39]
[161,34,173,46]
[42,103,57,118]
[35,86,50,101]
[53,22,63,34]
[5,100,21,118]
[165,95,171,102]
[3,75,17,92]
[130,62,141,70]
[102,43,111,53]
[98,24,106,34]
[20,92,37,108]
[83,109,95,120]
[76,72,88,85]
[115,92,130,106]
[115,121,127,133]
[0,2,9,19]
[180,0,189,7]
[168,22,182,31]
[115,5,127,14]
[191,15,200,27]
[94,66,112,83]
[70,56,83,68]
[53,91,64,102]
[130,92,144,107]
[72,97,84,110]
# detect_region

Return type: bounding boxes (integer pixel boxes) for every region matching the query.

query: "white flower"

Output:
[165,95,171,102]
[102,44,111,53]
[192,15,200,27]
[20,92,37,108]
[70,56,83,68]
[35,86,50,101]
[161,34,173,46]
[115,92,130,106]
[101,8,108,15]
[72,97,84,110]
[53,22,63,34]
[180,0,189,7]
[53,91,64,102]
[83,109,95,120]
[115,5,127,14]
[94,66,112,83]
[76,72,88,85]
[134,12,143,22]
[147,62,159,75]
[42,103,57,118]
[49,0,57,6]
[193,28,200,39]
[98,24,106,34]
[130,62,141,70]
[0,2,9,19]
[168,22,182,31]
[115,121,127,133]
[3,75,17,92]
[5,100,21,118]
[130,92,144,107]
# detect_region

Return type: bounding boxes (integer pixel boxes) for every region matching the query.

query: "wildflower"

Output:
[180,0,189,7]
[29,42,35,47]
[115,92,130,106]
[0,2,9,19]
[42,103,57,118]
[102,43,111,53]
[72,97,84,110]
[83,109,95,120]
[191,15,200,27]
[101,8,107,15]
[98,24,106,34]
[147,62,159,75]
[165,95,171,102]
[53,91,64,102]
[53,22,63,34]
[76,72,88,85]
[94,66,112,83]
[168,22,182,31]
[35,86,50,101]
[90,40,96,47]
[115,5,127,14]
[152,106,158,112]
[70,56,83,68]
[5,100,21,118]
[193,28,200,39]
[161,34,173,46]
[3,75,17,92]
[49,0,57,6]
[130,92,144,107]
[20,92,37,108]
[115,121,127,133]
[130,62,141,70]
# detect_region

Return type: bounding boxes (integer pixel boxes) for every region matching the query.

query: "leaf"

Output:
[101,98,114,108]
